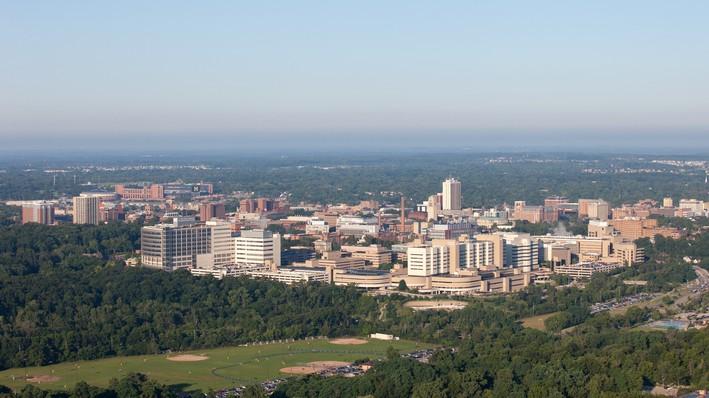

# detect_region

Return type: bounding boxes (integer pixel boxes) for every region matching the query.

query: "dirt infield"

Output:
[329,338,368,345]
[26,375,61,383]
[403,300,467,311]
[166,354,209,362]
[279,366,317,375]
[308,361,350,368]
[280,361,350,375]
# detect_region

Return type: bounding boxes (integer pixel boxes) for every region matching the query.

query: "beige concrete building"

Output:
[588,220,614,237]
[545,245,572,267]
[341,245,393,266]
[312,251,366,269]
[332,268,391,289]
[609,218,655,241]
[474,233,504,267]
[141,217,216,271]
[206,220,235,268]
[392,267,533,294]
[235,229,281,267]
[442,177,462,211]
[73,195,101,225]
[249,267,329,284]
[613,242,645,266]
[587,200,609,221]
[554,262,625,278]
[406,236,496,277]
[678,199,705,216]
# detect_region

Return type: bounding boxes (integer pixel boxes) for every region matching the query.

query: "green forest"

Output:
[0,220,707,396]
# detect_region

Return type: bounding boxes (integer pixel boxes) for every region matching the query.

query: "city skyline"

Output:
[2,1,709,152]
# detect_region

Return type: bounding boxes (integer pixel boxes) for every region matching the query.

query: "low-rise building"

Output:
[332,268,391,289]
[248,266,329,284]
[554,262,625,278]
[341,245,393,266]
[281,246,317,265]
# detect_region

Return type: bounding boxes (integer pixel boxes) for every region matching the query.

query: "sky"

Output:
[1,1,709,153]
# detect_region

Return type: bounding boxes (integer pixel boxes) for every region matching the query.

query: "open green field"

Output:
[0,338,430,393]
[520,312,558,331]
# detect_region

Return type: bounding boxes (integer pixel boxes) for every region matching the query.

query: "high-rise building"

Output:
[425,194,443,220]
[442,178,462,211]
[235,229,281,267]
[406,237,495,276]
[206,220,235,268]
[407,245,450,276]
[475,234,504,267]
[199,202,226,221]
[587,200,609,221]
[501,233,541,268]
[21,202,55,225]
[73,195,101,225]
[613,242,645,266]
[141,217,232,271]
[662,197,674,208]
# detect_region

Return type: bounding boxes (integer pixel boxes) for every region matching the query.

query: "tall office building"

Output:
[502,233,541,268]
[235,229,281,267]
[199,202,226,221]
[21,202,55,225]
[442,178,462,210]
[425,194,443,220]
[141,217,232,271]
[407,245,450,276]
[73,195,100,225]
[475,233,504,267]
[206,220,235,267]
[587,200,609,221]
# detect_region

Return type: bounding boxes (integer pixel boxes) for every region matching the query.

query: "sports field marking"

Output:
[166,354,209,362]
[0,338,432,392]
[280,361,350,375]
[403,300,467,311]
[26,375,61,383]
[329,338,368,345]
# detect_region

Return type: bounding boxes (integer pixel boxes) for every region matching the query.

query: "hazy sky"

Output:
[2,1,709,151]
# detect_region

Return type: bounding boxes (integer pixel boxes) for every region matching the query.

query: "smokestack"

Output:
[400,196,405,232]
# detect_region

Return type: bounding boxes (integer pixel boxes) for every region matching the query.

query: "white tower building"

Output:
[442,178,462,211]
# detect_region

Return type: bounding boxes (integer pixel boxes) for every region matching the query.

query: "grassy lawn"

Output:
[0,338,430,393]
[519,312,559,331]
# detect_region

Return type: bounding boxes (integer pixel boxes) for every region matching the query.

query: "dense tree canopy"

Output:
[0,211,708,396]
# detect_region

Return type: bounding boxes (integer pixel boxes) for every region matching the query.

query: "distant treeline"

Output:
[1,154,707,207]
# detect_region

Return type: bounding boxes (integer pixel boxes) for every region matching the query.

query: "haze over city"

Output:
[2,1,709,153]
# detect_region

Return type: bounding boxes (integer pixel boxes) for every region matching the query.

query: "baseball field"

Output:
[0,337,430,392]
